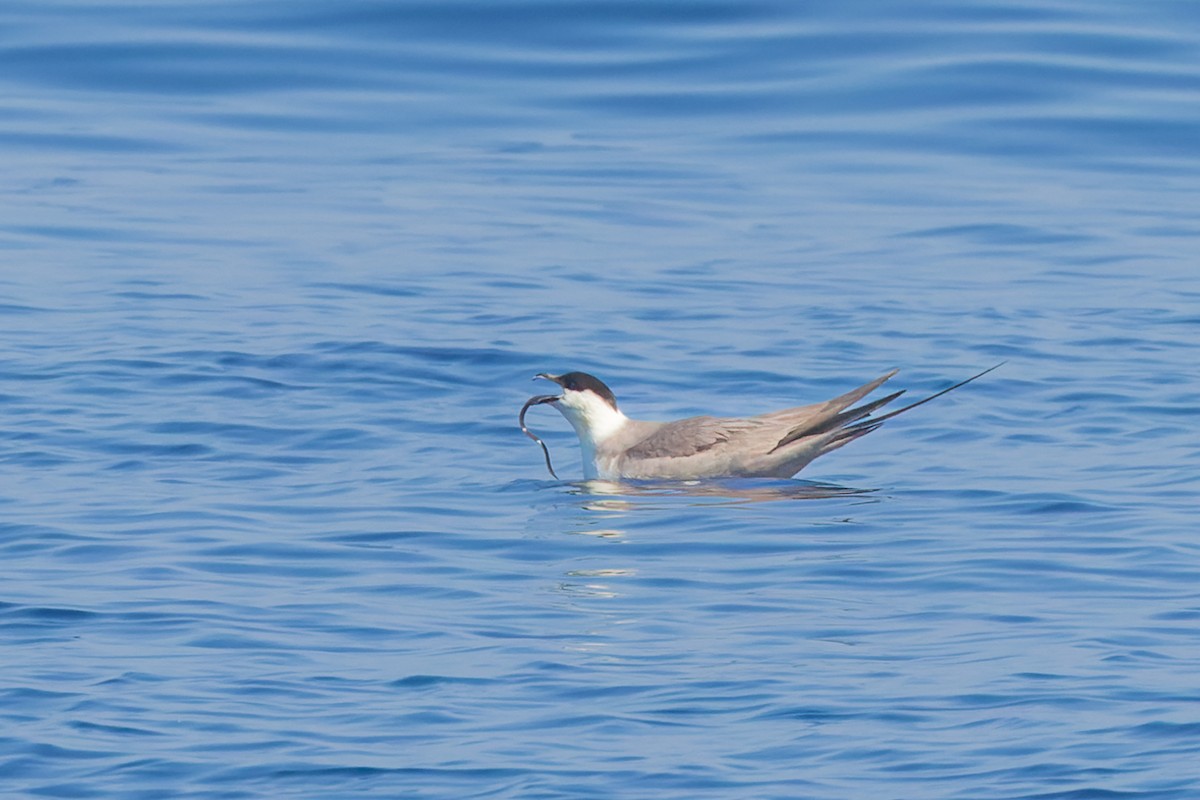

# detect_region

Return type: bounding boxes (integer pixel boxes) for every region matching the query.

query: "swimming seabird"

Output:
[523,365,1000,480]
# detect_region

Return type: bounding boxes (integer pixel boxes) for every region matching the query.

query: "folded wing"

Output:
[622,416,762,461]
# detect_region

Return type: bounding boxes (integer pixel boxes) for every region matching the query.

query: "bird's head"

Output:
[534,371,625,442]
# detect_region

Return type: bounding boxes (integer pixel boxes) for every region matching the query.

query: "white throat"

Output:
[553,391,628,479]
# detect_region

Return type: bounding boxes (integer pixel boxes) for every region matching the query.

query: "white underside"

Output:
[550,391,629,479]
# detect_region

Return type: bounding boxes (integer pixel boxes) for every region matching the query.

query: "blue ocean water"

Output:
[2,1,1199,798]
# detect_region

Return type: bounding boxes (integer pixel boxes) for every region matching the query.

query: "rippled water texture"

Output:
[2,1,1199,798]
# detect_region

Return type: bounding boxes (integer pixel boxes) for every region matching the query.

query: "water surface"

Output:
[2,1,1199,798]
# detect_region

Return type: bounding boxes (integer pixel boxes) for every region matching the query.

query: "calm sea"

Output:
[2,1,1199,798]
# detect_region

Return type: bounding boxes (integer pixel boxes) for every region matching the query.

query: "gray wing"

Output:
[622,416,760,461]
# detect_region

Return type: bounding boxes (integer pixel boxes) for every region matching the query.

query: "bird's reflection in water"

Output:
[548,477,877,545]
[558,568,637,601]
[567,477,877,507]
[540,478,877,608]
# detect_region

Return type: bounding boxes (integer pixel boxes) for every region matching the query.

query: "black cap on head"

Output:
[540,371,619,410]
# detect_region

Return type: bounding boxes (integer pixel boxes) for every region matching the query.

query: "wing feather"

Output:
[622,416,759,461]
